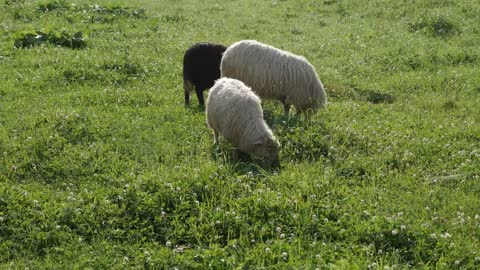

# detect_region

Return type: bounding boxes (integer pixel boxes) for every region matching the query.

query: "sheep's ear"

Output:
[253,138,265,145]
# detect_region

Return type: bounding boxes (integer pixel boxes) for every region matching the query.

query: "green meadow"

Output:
[1,0,479,268]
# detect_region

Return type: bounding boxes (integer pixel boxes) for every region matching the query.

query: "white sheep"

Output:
[221,40,327,117]
[206,77,280,165]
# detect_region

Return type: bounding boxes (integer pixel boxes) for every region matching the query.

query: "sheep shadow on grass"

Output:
[263,107,303,128]
[264,108,332,163]
[209,143,281,176]
[184,103,205,114]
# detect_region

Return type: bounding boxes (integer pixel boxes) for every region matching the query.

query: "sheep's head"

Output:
[252,136,280,166]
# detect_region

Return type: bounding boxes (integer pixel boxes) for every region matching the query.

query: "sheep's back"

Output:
[207,78,263,147]
[221,40,325,108]
[183,43,226,88]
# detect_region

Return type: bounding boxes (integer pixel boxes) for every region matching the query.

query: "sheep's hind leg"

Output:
[296,106,312,120]
[196,89,205,108]
[184,80,194,106]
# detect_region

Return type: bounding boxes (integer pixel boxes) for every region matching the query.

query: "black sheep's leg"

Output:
[184,80,194,106]
[184,92,190,106]
[196,88,205,108]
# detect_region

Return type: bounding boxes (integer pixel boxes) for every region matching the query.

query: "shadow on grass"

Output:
[264,107,312,132]
[264,109,332,163]
[209,143,281,176]
[324,81,396,104]
[184,104,205,114]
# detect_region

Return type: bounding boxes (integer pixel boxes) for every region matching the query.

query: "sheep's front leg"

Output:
[283,102,290,118]
[296,106,312,120]
[231,148,240,161]
[213,130,219,145]
[295,106,303,116]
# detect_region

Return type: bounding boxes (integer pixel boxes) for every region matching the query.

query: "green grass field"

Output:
[1,0,479,268]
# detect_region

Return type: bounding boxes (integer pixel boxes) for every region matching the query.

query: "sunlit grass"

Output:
[0,0,479,268]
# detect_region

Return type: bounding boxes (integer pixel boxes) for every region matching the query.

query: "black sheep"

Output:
[183,42,227,107]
